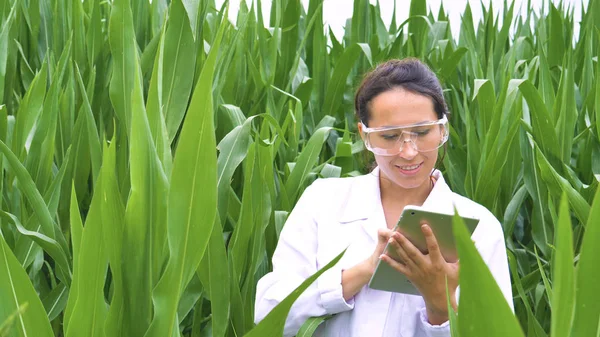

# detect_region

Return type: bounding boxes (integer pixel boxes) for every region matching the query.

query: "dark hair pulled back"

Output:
[354,58,448,126]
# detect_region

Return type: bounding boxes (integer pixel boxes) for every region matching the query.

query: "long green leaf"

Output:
[320,43,371,119]
[0,140,71,281]
[65,143,119,337]
[145,21,173,177]
[244,249,346,337]
[297,315,331,337]
[535,148,590,223]
[518,80,561,160]
[550,194,575,337]
[571,186,600,335]
[118,50,169,336]
[108,0,137,135]
[0,1,17,105]
[197,215,230,337]
[163,0,196,142]
[144,8,226,337]
[0,233,53,337]
[453,213,525,337]
[283,127,332,208]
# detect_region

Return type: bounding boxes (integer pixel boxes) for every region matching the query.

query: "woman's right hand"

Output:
[342,228,393,301]
[367,228,394,273]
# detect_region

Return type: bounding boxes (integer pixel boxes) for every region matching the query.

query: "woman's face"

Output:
[359,87,439,191]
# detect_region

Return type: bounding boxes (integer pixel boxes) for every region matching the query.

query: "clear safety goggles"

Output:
[360,116,449,156]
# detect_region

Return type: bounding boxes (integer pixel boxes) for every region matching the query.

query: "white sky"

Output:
[217,0,588,40]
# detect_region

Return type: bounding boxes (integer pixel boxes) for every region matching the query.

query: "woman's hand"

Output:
[380,224,459,325]
[368,228,394,271]
[342,228,393,301]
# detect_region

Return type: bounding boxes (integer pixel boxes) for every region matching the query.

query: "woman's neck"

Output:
[378,174,434,208]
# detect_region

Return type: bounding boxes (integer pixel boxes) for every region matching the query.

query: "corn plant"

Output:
[0,0,598,336]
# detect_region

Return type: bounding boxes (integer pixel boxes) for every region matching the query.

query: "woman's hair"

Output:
[354,58,448,125]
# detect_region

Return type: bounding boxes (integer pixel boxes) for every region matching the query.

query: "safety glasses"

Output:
[360,116,449,156]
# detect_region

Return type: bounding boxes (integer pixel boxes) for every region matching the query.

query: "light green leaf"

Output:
[244,249,346,337]
[109,0,137,135]
[571,186,600,335]
[0,234,53,337]
[535,148,590,223]
[297,315,332,337]
[144,8,226,337]
[284,127,332,208]
[163,0,197,142]
[0,139,71,281]
[453,212,525,337]
[551,194,575,337]
[321,43,371,118]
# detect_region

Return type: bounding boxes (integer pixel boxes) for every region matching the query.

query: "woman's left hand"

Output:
[380,224,459,325]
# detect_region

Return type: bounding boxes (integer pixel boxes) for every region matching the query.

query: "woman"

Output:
[255,58,513,337]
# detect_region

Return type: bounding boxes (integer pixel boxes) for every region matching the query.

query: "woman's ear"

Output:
[357,122,365,141]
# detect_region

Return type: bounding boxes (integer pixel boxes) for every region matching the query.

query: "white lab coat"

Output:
[255,167,513,337]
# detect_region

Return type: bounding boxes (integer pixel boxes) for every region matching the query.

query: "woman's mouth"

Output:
[395,163,423,175]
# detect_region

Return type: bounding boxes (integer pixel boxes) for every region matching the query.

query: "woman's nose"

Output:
[398,139,418,158]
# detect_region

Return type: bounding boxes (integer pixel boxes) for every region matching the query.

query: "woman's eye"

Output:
[414,129,430,137]
[381,134,399,140]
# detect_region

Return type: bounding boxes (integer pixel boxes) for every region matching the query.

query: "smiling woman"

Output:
[254,58,514,337]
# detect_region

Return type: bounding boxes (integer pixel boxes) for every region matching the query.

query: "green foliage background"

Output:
[0,0,599,336]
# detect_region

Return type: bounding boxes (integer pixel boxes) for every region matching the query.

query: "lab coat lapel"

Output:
[337,167,384,244]
[420,171,455,214]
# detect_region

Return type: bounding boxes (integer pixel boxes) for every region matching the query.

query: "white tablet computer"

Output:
[368,206,480,295]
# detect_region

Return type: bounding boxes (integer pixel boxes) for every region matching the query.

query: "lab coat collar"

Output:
[338,166,455,225]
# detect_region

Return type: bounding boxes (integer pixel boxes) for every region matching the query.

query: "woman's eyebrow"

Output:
[378,120,437,128]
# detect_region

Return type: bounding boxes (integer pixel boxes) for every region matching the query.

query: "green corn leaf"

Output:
[0,1,17,105]
[216,115,258,225]
[507,251,547,337]
[0,234,53,337]
[297,315,332,337]
[12,60,47,156]
[553,54,577,163]
[146,21,173,177]
[283,126,332,209]
[229,143,257,286]
[0,139,71,281]
[596,28,600,142]
[118,52,169,336]
[86,0,103,67]
[197,214,230,337]
[100,136,127,337]
[163,0,196,142]
[535,147,590,223]
[144,7,225,337]
[518,79,561,161]
[64,143,113,337]
[244,249,346,337]
[41,282,67,321]
[63,184,83,333]
[408,0,427,56]
[446,277,459,337]
[0,211,68,286]
[73,64,101,184]
[550,194,575,337]
[453,212,525,337]
[109,0,137,135]
[440,47,468,80]
[571,186,600,335]
[321,43,371,118]
[547,3,566,68]
[0,304,27,337]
